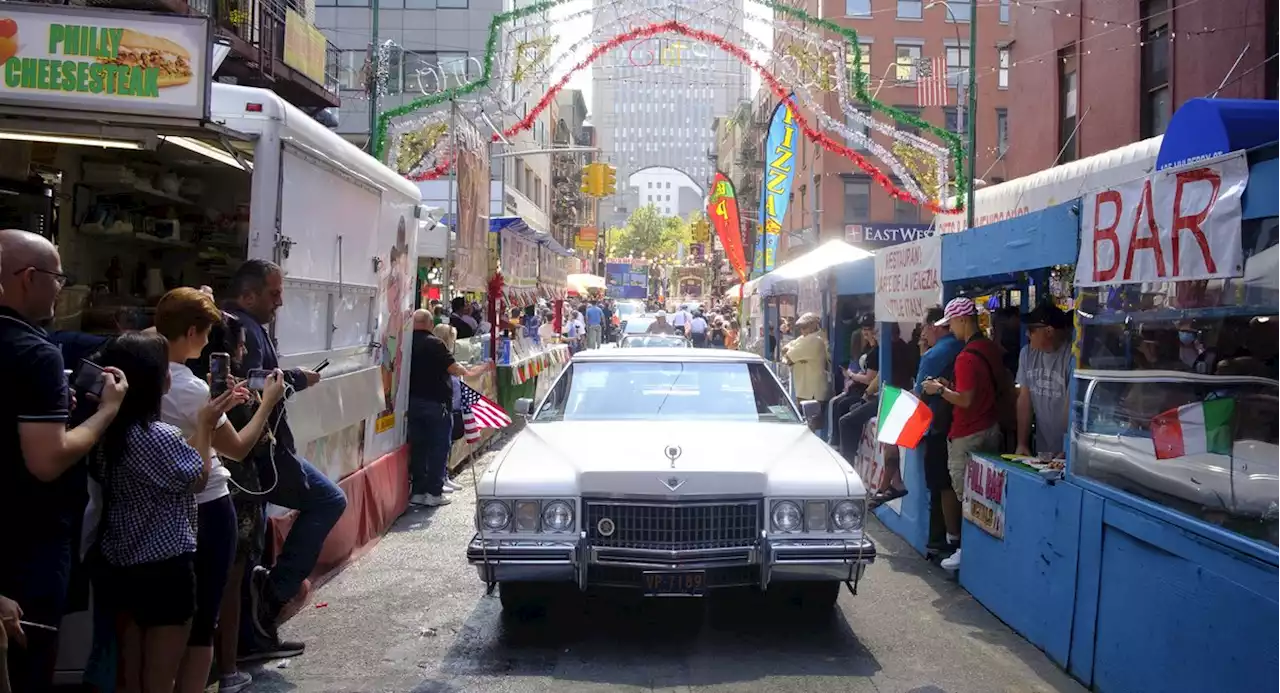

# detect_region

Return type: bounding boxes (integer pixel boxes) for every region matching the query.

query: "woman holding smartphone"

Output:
[153,289,284,693]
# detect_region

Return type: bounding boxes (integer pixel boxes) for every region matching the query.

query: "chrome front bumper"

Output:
[466,531,877,590]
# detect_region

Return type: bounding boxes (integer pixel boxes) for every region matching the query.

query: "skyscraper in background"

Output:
[590,0,749,228]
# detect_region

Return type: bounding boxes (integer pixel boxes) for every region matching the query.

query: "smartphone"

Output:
[246,368,271,391]
[209,352,230,398]
[313,359,330,373]
[72,360,106,399]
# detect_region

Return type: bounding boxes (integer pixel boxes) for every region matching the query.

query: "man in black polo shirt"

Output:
[407,310,491,507]
[0,229,127,690]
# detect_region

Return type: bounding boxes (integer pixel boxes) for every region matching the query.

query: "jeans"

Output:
[264,457,347,604]
[838,395,880,463]
[690,332,707,348]
[586,324,602,349]
[827,391,857,446]
[408,400,453,497]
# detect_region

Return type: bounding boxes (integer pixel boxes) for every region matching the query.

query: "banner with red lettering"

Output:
[1077,153,1248,287]
[874,235,943,322]
[963,454,1006,539]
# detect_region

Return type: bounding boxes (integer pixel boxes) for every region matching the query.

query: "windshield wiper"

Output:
[652,364,685,418]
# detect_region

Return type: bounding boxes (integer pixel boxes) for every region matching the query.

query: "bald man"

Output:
[0,229,127,689]
[407,307,492,506]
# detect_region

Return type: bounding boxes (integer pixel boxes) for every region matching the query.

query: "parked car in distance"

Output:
[467,348,874,617]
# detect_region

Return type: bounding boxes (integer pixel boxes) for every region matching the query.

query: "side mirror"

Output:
[799,400,822,421]
[514,397,534,417]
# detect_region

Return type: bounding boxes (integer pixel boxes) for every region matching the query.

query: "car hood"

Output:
[480,421,863,498]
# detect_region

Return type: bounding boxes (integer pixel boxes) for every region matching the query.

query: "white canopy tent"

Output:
[755,239,874,298]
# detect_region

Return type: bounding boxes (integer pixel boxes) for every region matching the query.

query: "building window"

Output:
[996,108,1008,155]
[846,112,870,151]
[945,0,972,22]
[846,41,873,92]
[1058,47,1079,164]
[998,48,1010,89]
[647,181,652,188]
[895,44,921,82]
[945,45,969,88]
[942,106,964,134]
[401,51,437,93]
[843,180,871,223]
[845,0,871,17]
[999,0,1010,23]
[894,106,922,135]
[437,0,467,7]
[438,52,469,79]
[337,51,365,91]
[404,0,435,7]
[897,0,922,19]
[1140,0,1172,138]
[894,195,919,222]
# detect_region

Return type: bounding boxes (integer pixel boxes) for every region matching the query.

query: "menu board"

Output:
[501,231,537,290]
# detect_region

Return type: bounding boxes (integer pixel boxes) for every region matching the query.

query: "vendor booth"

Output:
[869,99,1279,693]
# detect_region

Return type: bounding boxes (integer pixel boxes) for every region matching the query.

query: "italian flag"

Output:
[876,385,934,449]
[1150,399,1235,460]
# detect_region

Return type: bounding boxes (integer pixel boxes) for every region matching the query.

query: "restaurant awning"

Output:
[1156,98,1279,171]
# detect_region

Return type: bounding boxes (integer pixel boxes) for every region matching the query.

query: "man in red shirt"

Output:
[921,297,1005,571]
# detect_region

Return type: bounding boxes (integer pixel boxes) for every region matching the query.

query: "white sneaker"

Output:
[421,494,452,506]
[409,493,432,506]
[940,548,962,571]
[444,479,464,491]
[440,485,455,494]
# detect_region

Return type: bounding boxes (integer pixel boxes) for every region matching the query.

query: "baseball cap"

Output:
[934,297,978,326]
[924,305,945,325]
[857,313,876,328]
[655,310,667,318]
[1026,303,1069,330]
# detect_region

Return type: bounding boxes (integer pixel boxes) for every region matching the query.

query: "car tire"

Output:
[768,582,841,616]
[498,582,559,619]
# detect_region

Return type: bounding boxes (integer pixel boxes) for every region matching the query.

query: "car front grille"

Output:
[584,500,761,551]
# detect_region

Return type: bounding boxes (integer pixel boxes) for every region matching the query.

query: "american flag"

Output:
[460,381,512,444]
[915,56,949,107]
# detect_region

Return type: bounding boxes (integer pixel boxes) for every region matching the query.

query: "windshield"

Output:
[616,302,640,317]
[533,361,801,423]
[621,335,687,348]
[624,317,655,334]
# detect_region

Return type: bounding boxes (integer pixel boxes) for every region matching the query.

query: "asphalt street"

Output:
[248,441,1087,693]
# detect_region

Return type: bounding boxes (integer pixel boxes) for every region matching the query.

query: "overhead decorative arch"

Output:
[626,165,706,197]
[376,1,967,213]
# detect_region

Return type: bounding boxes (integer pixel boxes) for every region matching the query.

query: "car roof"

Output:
[572,348,764,363]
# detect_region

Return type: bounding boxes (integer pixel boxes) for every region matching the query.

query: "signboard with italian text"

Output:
[873,235,942,323]
[963,455,1006,539]
[0,4,210,120]
[1076,153,1248,286]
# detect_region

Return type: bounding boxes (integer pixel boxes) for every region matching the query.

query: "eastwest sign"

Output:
[845,223,934,249]
[0,4,210,120]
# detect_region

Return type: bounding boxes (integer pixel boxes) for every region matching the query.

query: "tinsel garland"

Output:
[373,0,969,211]
[408,22,954,212]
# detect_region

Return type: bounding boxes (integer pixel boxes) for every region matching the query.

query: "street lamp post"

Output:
[927,1,978,231]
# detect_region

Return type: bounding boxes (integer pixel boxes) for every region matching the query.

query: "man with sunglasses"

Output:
[0,229,128,690]
[1014,303,1072,458]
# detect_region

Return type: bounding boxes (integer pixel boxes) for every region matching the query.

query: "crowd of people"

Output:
[823,298,1072,571]
[0,229,346,693]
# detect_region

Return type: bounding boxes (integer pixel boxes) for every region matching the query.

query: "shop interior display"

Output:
[6,138,252,334]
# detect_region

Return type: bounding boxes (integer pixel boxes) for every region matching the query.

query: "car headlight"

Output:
[805,500,829,531]
[513,501,540,532]
[832,499,864,531]
[480,500,510,531]
[541,500,574,532]
[771,500,803,532]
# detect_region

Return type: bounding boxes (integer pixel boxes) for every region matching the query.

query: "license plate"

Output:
[641,571,706,596]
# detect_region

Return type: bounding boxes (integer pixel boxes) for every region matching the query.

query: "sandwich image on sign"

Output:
[98,29,192,88]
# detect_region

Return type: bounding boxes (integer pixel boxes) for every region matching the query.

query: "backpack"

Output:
[962,338,1019,443]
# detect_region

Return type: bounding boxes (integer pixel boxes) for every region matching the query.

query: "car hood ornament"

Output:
[664,445,682,469]
[661,476,686,492]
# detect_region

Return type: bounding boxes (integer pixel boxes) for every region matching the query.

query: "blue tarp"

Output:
[1155,98,1278,171]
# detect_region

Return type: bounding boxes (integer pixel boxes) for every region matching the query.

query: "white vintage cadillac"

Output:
[467,348,875,614]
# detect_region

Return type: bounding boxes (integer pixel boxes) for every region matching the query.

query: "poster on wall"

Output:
[367,207,419,460]
[753,97,797,277]
[453,123,490,291]
[874,235,943,323]
[605,261,649,299]
[963,455,1006,539]
[1076,153,1247,287]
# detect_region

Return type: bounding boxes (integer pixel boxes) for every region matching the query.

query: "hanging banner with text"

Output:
[963,455,1006,539]
[874,235,942,323]
[1076,153,1248,287]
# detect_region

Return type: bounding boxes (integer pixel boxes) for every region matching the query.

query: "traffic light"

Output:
[580,163,603,197]
[601,164,617,196]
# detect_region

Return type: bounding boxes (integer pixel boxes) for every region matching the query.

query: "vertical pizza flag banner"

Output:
[754,95,798,277]
[708,172,747,283]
